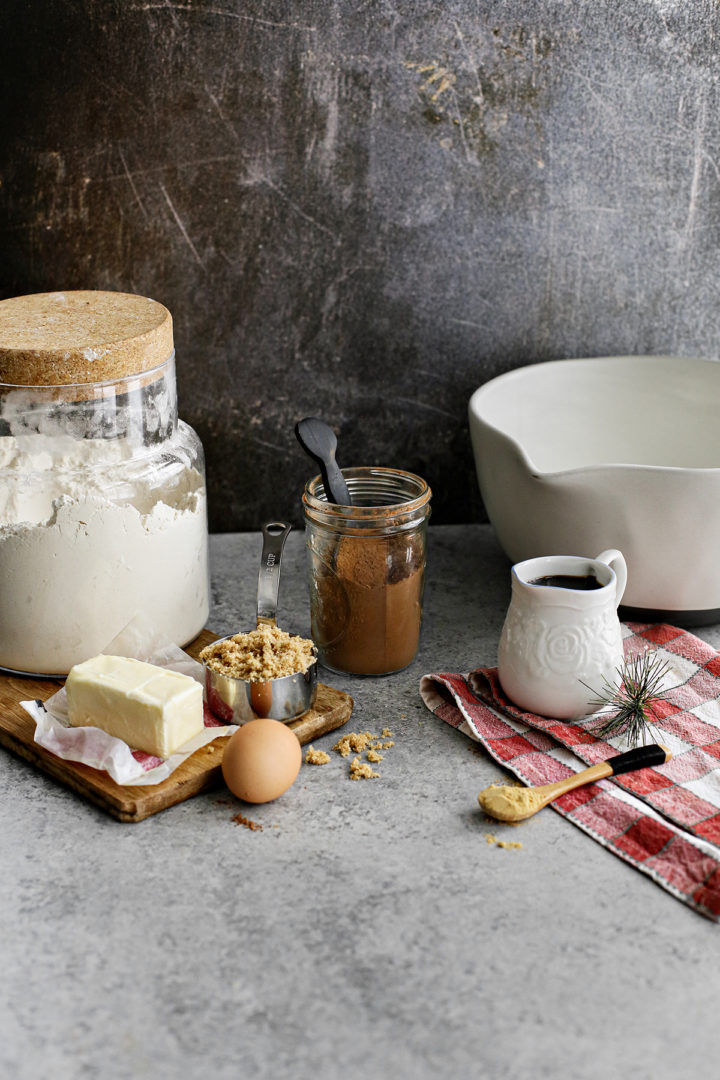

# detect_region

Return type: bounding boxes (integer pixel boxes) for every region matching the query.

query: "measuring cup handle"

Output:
[257,521,292,626]
[595,549,627,607]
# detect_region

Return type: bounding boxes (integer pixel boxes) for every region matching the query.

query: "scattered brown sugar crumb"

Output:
[484,832,523,850]
[381,728,393,738]
[333,730,378,757]
[233,812,263,832]
[349,756,380,780]
[200,624,315,681]
[332,726,400,779]
[304,745,330,765]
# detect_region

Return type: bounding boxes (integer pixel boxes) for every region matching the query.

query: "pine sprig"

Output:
[584,651,674,748]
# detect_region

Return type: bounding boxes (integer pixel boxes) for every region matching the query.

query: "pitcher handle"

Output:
[595,549,627,607]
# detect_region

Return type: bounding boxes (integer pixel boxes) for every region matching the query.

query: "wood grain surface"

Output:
[0,629,353,823]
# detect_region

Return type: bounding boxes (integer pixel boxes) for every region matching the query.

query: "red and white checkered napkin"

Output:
[419,624,720,921]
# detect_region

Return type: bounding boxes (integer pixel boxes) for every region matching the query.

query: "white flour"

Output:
[0,428,209,674]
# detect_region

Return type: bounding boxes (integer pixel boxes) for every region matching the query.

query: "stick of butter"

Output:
[65,655,204,758]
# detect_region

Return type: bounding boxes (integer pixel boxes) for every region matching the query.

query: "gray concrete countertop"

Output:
[2,524,719,1080]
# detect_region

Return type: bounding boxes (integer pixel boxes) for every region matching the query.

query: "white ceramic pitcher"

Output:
[497,549,628,720]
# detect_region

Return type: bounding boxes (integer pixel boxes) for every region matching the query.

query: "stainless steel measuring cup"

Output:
[202,521,318,725]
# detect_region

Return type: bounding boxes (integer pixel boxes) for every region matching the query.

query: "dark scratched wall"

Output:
[2,2,720,530]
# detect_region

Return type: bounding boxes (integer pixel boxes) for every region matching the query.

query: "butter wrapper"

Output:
[21,614,236,786]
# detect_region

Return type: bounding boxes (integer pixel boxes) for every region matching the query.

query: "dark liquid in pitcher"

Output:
[530,573,603,590]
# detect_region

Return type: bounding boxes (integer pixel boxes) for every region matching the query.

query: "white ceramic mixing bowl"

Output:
[468,355,720,623]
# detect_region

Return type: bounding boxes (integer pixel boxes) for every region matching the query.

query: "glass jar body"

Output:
[302,468,431,676]
[0,355,210,675]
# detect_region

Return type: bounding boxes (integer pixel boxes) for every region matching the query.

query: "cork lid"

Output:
[0,290,174,386]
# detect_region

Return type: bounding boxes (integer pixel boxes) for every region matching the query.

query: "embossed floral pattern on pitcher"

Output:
[497,550,627,720]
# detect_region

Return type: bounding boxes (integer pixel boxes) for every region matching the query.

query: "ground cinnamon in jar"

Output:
[302,467,431,675]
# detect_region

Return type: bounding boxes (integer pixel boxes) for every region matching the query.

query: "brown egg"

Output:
[221,717,302,803]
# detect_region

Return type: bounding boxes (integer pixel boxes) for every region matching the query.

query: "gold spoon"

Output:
[478,743,672,823]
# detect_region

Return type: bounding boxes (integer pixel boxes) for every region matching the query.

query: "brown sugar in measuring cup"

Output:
[302,467,431,675]
[200,522,318,724]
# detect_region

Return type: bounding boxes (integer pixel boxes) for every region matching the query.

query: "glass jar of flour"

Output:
[0,290,209,675]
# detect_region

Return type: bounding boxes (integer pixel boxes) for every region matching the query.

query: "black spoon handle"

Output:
[295,417,351,506]
[323,456,351,507]
[608,743,671,775]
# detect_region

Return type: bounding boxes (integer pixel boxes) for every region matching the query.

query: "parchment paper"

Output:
[20,615,236,786]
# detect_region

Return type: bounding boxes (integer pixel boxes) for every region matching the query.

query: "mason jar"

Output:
[302,467,431,675]
[0,290,209,676]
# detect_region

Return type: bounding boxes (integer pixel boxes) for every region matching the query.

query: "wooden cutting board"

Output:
[0,629,353,823]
